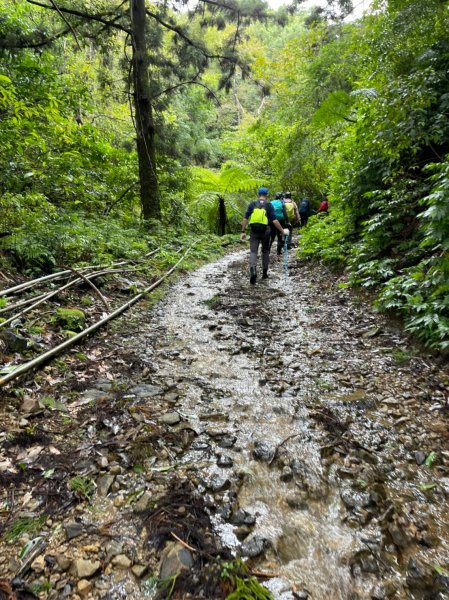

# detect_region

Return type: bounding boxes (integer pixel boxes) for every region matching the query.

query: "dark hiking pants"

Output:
[270,220,286,254]
[300,212,309,227]
[250,227,271,271]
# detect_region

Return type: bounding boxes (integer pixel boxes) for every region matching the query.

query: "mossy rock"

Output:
[55,308,85,332]
[63,330,78,339]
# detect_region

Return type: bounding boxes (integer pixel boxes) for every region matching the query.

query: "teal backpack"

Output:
[271,199,285,221]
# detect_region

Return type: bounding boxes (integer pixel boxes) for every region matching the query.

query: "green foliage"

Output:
[0,198,149,272]
[425,451,437,467]
[241,0,449,351]
[221,560,273,600]
[299,210,352,263]
[4,515,47,542]
[54,308,85,332]
[68,475,95,500]
[188,164,259,234]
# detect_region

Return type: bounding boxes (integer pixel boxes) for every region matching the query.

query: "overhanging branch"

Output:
[25,0,131,34]
[145,8,238,64]
[152,79,221,105]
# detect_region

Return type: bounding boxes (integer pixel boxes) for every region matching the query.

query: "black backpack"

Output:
[299,199,310,213]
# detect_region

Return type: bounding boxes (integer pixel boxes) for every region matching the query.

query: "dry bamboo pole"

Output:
[0,270,75,297]
[0,249,159,298]
[0,272,103,329]
[0,244,194,388]
[63,266,110,312]
[0,291,49,315]
[0,259,162,326]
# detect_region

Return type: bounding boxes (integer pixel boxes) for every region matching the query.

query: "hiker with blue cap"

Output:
[241,186,289,284]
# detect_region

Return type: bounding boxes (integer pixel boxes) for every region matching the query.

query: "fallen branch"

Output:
[170,531,198,552]
[62,265,109,312]
[249,570,281,578]
[0,270,12,283]
[268,433,301,465]
[0,244,195,387]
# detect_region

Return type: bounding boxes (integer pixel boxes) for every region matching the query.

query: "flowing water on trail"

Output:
[143,250,449,599]
[151,253,356,598]
[2,249,449,600]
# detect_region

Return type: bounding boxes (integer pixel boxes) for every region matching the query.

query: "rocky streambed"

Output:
[1,250,449,600]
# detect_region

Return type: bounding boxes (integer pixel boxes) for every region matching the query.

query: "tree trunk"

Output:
[218,195,226,236]
[130,0,160,221]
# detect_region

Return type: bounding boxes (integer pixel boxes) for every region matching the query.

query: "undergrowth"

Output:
[298,159,449,351]
[0,193,236,275]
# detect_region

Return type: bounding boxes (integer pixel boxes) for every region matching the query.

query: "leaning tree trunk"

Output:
[218,195,227,236]
[130,0,160,221]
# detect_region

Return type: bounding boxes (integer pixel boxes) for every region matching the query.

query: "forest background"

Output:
[1,0,448,350]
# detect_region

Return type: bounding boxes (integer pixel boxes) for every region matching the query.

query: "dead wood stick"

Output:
[0,244,195,387]
[170,531,198,552]
[62,265,109,311]
[268,433,301,465]
[249,570,281,578]
[0,270,12,283]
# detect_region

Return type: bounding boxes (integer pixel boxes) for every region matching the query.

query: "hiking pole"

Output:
[284,233,289,280]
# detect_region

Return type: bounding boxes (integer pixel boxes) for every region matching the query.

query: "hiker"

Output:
[298,196,311,227]
[317,198,329,215]
[241,187,288,284]
[269,192,288,255]
[282,192,300,247]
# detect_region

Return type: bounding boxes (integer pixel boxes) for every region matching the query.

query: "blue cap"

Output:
[258,186,269,196]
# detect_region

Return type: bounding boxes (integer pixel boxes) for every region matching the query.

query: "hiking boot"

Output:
[262,270,269,279]
[250,268,257,285]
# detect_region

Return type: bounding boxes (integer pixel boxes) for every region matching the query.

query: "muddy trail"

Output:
[1,250,449,600]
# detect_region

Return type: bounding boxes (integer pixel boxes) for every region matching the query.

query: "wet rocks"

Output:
[21,396,40,414]
[205,473,231,492]
[285,491,308,510]
[30,554,45,573]
[55,553,72,572]
[293,590,310,600]
[280,466,294,482]
[129,383,163,398]
[132,564,148,578]
[414,451,426,465]
[111,554,132,569]
[340,488,372,510]
[134,491,152,512]
[387,521,411,549]
[65,522,84,541]
[406,557,443,593]
[217,454,233,468]
[252,441,275,462]
[231,509,256,526]
[159,411,181,425]
[350,550,379,575]
[77,579,93,597]
[241,535,269,558]
[96,474,115,497]
[217,435,237,448]
[159,542,193,579]
[0,329,29,352]
[71,558,101,579]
